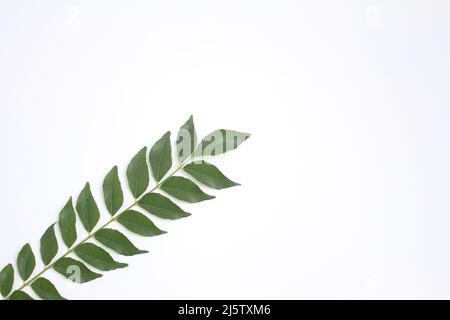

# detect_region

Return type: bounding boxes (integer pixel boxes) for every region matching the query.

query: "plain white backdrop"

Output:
[1,0,450,299]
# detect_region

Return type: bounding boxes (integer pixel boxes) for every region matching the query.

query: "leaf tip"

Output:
[139,146,148,153]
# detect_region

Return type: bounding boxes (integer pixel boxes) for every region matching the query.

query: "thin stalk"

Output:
[3,162,187,300]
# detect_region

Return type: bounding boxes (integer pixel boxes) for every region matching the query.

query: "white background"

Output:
[1,0,450,299]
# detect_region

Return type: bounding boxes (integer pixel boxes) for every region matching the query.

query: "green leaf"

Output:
[40,224,59,266]
[76,182,100,232]
[103,166,124,215]
[58,198,77,248]
[31,277,66,300]
[95,228,148,256]
[139,192,191,220]
[2,117,251,300]
[75,243,127,271]
[149,131,172,182]
[54,257,102,284]
[194,129,250,157]
[160,176,215,203]
[0,264,14,297]
[184,161,239,190]
[177,115,197,163]
[117,210,167,237]
[9,290,33,300]
[126,147,149,198]
[17,244,35,281]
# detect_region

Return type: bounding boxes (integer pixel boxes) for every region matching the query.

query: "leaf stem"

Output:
[3,162,186,300]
